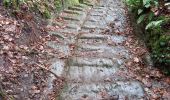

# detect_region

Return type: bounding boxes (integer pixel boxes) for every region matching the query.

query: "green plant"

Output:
[43,9,51,18]
[145,19,164,29]
[126,0,170,74]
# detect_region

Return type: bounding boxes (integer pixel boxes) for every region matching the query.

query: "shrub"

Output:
[125,0,170,74]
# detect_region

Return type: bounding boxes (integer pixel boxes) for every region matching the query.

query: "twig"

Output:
[35,63,60,79]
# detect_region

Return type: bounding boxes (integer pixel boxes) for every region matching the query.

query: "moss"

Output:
[42,9,51,19]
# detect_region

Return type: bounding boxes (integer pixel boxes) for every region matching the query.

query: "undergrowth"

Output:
[125,0,170,74]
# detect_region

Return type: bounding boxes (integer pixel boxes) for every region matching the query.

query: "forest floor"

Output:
[0,0,170,100]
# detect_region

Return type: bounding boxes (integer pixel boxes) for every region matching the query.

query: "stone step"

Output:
[68,57,118,67]
[79,33,109,40]
[77,33,109,45]
[77,44,108,51]
[89,10,106,16]
[87,15,102,21]
[49,31,66,39]
[111,35,127,44]
[61,81,145,100]
[77,38,107,45]
[68,6,84,11]
[83,20,106,28]
[80,27,105,33]
[61,16,80,21]
[81,25,105,30]
[74,4,89,8]
[87,18,98,22]
[83,2,94,7]
[47,42,70,56]
[93,6,107,10]
[77,44,110,51]
[77,44,129,59]
[63,9,83,15]
[74,51,127,65]
[66,24,80,30]
[66,65,119,82]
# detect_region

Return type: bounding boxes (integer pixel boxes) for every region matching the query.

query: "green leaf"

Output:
[145,3,151,8]
[148,12,154,21]
[143,0,151,8]
[160,42,166,47]
[137,14,146,24]
[145,20,164,30]
[138,9,143,15]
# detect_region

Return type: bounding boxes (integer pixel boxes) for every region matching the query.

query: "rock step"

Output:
[77,38,107,45]
[77,44,109,51]
[61,81,145,100]
[86,18,98,22]
[77,44,129,59]
[47,42,70,56]
[66,65,119,82]
[49,31,66,39]
[81,25,105,30]
[89,9,106,16]
[87,15,102,21]
[61,16,80,21]
[74,4,89,8]
[68,6,84,11]
[83,21,106,29]
[63,9,83,15]
[74,51,127,64]
[93,6,107,9]
[68,57,118,67]
[82,2,94,7]
[80,28,103,33]
[57,29,78,36]
[79,33,109,40]
[111,35,127,44]
[65,24,80,30]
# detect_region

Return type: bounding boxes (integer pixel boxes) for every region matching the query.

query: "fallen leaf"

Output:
[134,57,140,63]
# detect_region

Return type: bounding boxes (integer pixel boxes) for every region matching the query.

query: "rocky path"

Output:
[48,0,146,100]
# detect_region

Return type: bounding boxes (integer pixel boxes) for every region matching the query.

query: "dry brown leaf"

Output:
[134,57,140,63]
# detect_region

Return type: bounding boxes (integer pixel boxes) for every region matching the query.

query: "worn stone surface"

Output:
[61,82,144,100]
[47,0,145,100]
[47,42,70,56]
[66,65,119,82]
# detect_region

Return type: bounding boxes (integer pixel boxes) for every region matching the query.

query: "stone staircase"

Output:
[47,0,146,100]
